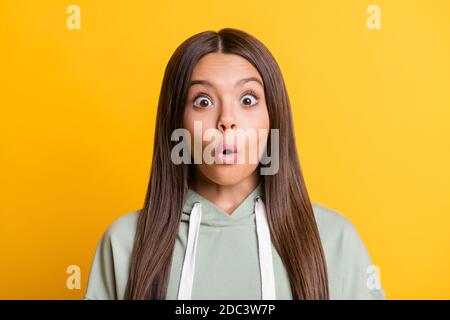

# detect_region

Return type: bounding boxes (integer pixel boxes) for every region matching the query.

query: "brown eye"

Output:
[193,95,213,108]
[240,93,258,107]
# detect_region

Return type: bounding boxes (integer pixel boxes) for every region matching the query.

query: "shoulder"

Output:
[311,202,367,263]
[311,202,386,299]
[104,210,141,240]
[101,209,141,254]
[311,202,360,246]
[84,209,141,300]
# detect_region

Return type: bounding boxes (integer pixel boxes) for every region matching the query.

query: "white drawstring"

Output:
[177,202,202,300]
[254,197,276,299]
[177,198,276,300]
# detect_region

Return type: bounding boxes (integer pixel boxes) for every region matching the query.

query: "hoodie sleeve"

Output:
[340,220,386,300]
[83,211,139,300]
[83,227,118,300]
[313,203,386,300]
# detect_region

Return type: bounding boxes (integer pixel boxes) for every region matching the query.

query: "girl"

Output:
[84,28,386,300]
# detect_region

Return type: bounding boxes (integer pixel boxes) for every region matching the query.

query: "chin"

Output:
[200,164,258,186]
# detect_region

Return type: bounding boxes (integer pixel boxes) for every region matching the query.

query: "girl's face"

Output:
[183,53,270,186]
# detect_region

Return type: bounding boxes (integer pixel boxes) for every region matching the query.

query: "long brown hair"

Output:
[124,28,329,299]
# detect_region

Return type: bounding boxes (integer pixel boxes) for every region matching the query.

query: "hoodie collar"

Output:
[177,180,276,300]
[181,182,263,227]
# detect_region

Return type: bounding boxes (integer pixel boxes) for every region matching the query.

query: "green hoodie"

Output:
[84,183,386,300]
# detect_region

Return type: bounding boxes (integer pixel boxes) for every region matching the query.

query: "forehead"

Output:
[190,53,263,89]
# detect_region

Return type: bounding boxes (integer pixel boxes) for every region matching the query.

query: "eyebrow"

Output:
[188,76,264,89]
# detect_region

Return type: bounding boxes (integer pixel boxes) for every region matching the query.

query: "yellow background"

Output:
[1,0,449,299]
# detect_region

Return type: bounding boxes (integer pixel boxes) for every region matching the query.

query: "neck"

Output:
[191,169,261,215]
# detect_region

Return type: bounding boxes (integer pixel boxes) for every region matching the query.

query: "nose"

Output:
[217,101,237,133]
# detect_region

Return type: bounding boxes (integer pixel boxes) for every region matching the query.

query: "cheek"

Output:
[183,112,194,135]
[182,106,194,131]
[241,105,270,131]
[256,109,270,154]
[183,107,218,131]
[183,108,218,155]
[258,108,270,131]
[238,107,270,163]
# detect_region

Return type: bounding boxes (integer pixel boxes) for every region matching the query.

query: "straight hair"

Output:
[124,28,329,299]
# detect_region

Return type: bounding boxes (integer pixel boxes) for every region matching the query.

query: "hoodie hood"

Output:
[181,182,264,227]
[177,181,276,300]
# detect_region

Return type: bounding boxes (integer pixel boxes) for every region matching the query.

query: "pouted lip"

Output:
[217,143,238,155]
